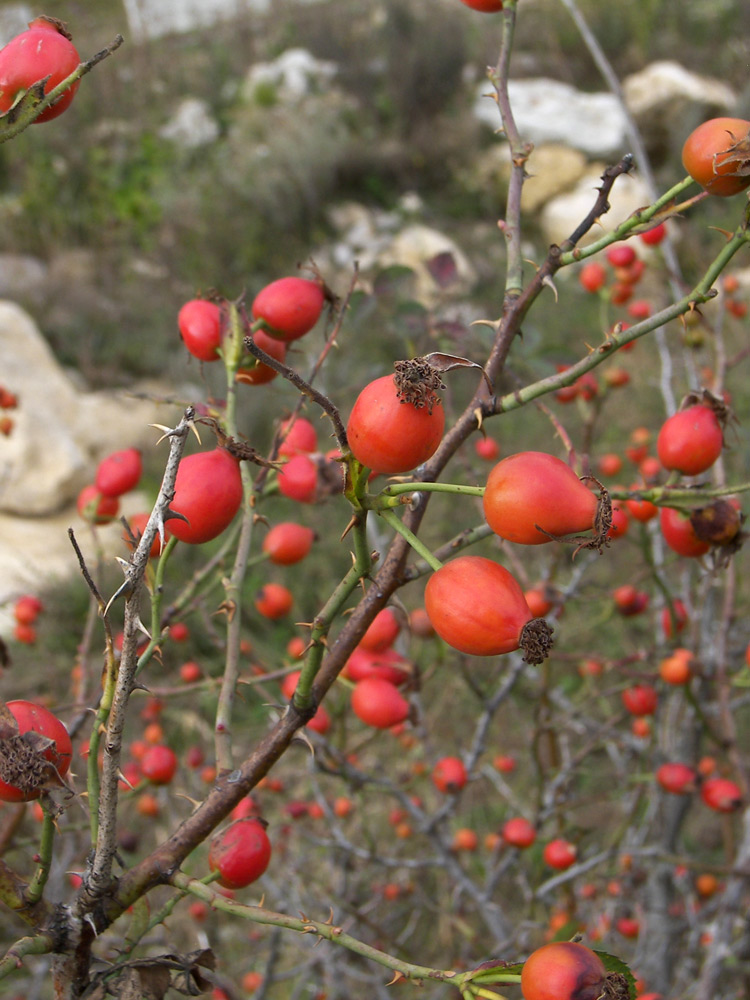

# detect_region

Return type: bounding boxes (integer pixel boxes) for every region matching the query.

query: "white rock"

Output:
[540,167,652,247]
[160,98,220,149]
[475,78,628,159]
[122,0,270,41]
[623,61,736,119]
[242,49,338,103]
[0,491,150,619]
[0,301,172,516]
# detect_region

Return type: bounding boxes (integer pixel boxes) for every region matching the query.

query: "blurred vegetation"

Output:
[0,0,747,384]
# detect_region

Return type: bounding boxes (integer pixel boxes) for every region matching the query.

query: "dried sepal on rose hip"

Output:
[346,359,445,475]
[0,700,72,802]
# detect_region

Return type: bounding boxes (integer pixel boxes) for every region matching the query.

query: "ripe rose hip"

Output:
[95,447,142,497]
[77,484,119,525]
[424,556,553,661]
[483,452,599,545]
[657,404,723,476]
[432,756,467,794]
[521,941,606,1000]
[501,816,536,848]
[621,683,658,717]
[347,373,445,475]
[543,838,577,870]
[252,277,325,342]
[351,677,409,729]
[178,299,223,362]
[359,607,401,652]
[208,818,272,889]
[167,448,243,545]
[262,522,315,565]
[254,583,293,620]
[0,18,81,123]
[701,776,742,813]
[140,744,177,785]
[656,762,696,795]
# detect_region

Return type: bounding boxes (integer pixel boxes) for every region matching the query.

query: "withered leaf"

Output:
[425,251,459,288]
[421,352,494,394]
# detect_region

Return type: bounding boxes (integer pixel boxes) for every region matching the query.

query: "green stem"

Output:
[374,482,486,505]
[293,557,367,710]
[0,934,55,980]
[611,481,750,508]
[170,872,461,984]
[135,535,179,677]
[24,809,55,905]
[496,214,750,416]
[378,508,443,572]
[558,174,696,265]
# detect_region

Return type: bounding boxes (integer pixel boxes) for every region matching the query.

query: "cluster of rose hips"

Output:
[0,383,18,436]
[578,223,665,314]
[10,593,43,645]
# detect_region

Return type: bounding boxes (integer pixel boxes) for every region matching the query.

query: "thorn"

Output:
[150,423,174,445]
[103,579,133,616]
[340,515,357,541]
[117,769,137,790]
[293,728,316,756]
[188,421,202,444]
[473,408,484,431]
[135,617,152,639]
[541,273,558,302]
[470,318,501,332]
[174,792,202,809]
[385,971,406,986]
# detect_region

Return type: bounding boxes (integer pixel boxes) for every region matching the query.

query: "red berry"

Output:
[140,744,177,785]
[95,447,142,497]
[656,762,696,794]
[208,818,272,888]
[262,522,315,565]
[701,777,742,813]
[77,485,119,525]
[254,583,293,620]
[351,677,409,729]
[178,299,223,362]
[252,277,325,342]
[0,18,81,123]
[167,449,243,545]
[432,756,468,794]
[657,404,723,476]
[542,838,578,870]
[501,817,536,848]
[621,684,658,717]
[578,261,606,293]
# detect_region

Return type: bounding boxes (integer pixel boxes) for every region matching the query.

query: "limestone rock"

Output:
[522,144,589,212]
[0,301,173,516]
[160,98,220,149]
[623,61,736,120]
[242,48,338,104]
[623,61,737,157]
[475,78,628,159]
